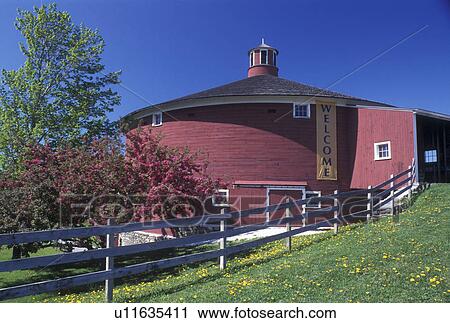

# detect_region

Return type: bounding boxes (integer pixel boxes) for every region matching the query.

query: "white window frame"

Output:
[249,51,254,67]
[273,51,277,66]
[305,191,321,208]
[293,103,310,119]
[260,49,268,65]
[212,189,230,207]
[152,112,163,127]
[424,149,437,163]
[374,141,391,161]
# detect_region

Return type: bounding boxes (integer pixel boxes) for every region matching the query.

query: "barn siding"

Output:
[228,187,267,225]
[350,109,415,188]
[132,103,414,194]
[140,103,360,194]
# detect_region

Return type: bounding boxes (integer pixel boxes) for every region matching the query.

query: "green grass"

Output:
[0,232,244,302]
[0,247,61,288]
[4,184,450,303]
[0,246,100,302]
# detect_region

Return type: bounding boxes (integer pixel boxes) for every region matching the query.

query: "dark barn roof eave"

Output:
[124,74,394,119]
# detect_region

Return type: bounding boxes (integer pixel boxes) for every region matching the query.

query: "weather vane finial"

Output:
[261,38,265,45]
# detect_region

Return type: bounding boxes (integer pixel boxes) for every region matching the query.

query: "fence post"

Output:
[367,185,372,223]
[392,173,400,223]
[219,208,227,270]
[105,217,116,303]
[333,190,339,235]
[407,165,412,200]
[389,173,395,216]
[285,198,292,252]
[301,200,306,227]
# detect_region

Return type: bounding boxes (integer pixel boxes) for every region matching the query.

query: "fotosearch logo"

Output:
[57,192,373,229]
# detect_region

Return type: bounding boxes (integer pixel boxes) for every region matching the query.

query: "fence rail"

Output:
[0,161,416,302]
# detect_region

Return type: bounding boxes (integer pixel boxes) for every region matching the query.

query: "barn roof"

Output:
[125,74,391,119]
[169,74,363,101]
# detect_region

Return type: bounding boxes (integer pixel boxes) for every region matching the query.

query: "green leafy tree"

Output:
[0,3,121,170]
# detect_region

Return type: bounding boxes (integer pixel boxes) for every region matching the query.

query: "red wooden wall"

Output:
[138,103,360,195]
[350,109,414,189]
[131,103,414,194]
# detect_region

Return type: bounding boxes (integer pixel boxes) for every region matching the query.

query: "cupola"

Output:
[247,39,279,77]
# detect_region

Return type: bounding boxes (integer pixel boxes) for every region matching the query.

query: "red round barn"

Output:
[125,40,450,223]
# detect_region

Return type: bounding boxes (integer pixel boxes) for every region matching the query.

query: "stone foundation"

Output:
[119,231,172,246]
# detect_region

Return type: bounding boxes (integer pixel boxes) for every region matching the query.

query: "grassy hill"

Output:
[4,184,450,303]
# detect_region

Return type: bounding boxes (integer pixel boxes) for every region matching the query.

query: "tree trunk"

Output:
[12,245,22,259]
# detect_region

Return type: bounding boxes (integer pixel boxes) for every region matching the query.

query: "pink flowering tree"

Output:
[125,128,223,222]
[0,127,224,258]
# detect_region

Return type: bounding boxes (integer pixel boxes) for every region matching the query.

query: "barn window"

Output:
[260,49,268,64]
[424,149,437,163]
[212,189,230,207]
[293,103,310,118]
[152,112,163,126]
[306,191,321,208]
[374,141,391,161]
[273,51,277,66]
[250,52,254,67]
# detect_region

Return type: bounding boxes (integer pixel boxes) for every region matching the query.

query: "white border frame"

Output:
[212,189,230,207]
[305,190,321,208]
[152,111,163,127]
[374,141,392,161]
[293,103,311,119]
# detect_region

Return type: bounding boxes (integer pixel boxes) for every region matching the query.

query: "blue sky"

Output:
[1,0,449,120]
